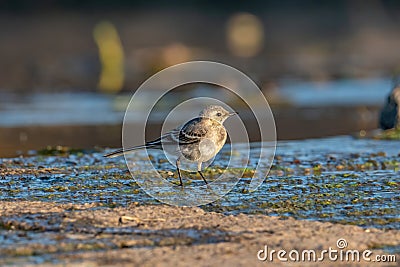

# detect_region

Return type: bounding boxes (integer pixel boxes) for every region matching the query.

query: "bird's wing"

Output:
[179,118,207,144]
[104,118,211,157]
[146,117,208,146]
[178,117,208,144]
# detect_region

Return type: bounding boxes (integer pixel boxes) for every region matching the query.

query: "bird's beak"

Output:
[229,112,239,117]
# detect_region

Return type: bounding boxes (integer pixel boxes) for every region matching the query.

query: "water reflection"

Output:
[0,78,394,157]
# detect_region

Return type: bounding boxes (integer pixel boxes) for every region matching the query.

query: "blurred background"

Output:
[1,0,400,157]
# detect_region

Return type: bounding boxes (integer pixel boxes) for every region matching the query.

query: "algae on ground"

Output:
[373,128,400,140]
[1,136,400,230]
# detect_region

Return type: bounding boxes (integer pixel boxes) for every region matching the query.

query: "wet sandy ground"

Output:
[1,136,399,266]
[0,201,399,267]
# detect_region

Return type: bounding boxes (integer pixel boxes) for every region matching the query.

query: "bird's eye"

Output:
[216,112,222,117]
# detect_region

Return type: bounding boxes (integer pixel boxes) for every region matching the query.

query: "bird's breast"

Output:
[201,125,227,158]
[179,120,227,162]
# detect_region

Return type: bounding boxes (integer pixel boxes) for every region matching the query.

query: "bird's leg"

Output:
[176,158,183,186]
[197,162,208,185]
[198,171,208,184]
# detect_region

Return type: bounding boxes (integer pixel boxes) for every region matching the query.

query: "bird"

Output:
[104,105,238,186]
[379,78,400,130]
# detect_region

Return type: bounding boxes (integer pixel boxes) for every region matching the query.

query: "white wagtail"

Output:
[104,105,238,186]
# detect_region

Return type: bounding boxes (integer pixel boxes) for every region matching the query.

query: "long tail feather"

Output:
[104,144,151,158]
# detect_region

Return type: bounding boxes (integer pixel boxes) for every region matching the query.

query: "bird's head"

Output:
[199,105,238,123]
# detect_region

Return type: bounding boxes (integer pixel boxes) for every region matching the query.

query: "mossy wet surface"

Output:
[372,128,400,140]
[0,136,399,230]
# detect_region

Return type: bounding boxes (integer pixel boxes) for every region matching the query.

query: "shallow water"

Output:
[0,78,391,126]
[0,77,393,157]
[0,136,399,229]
